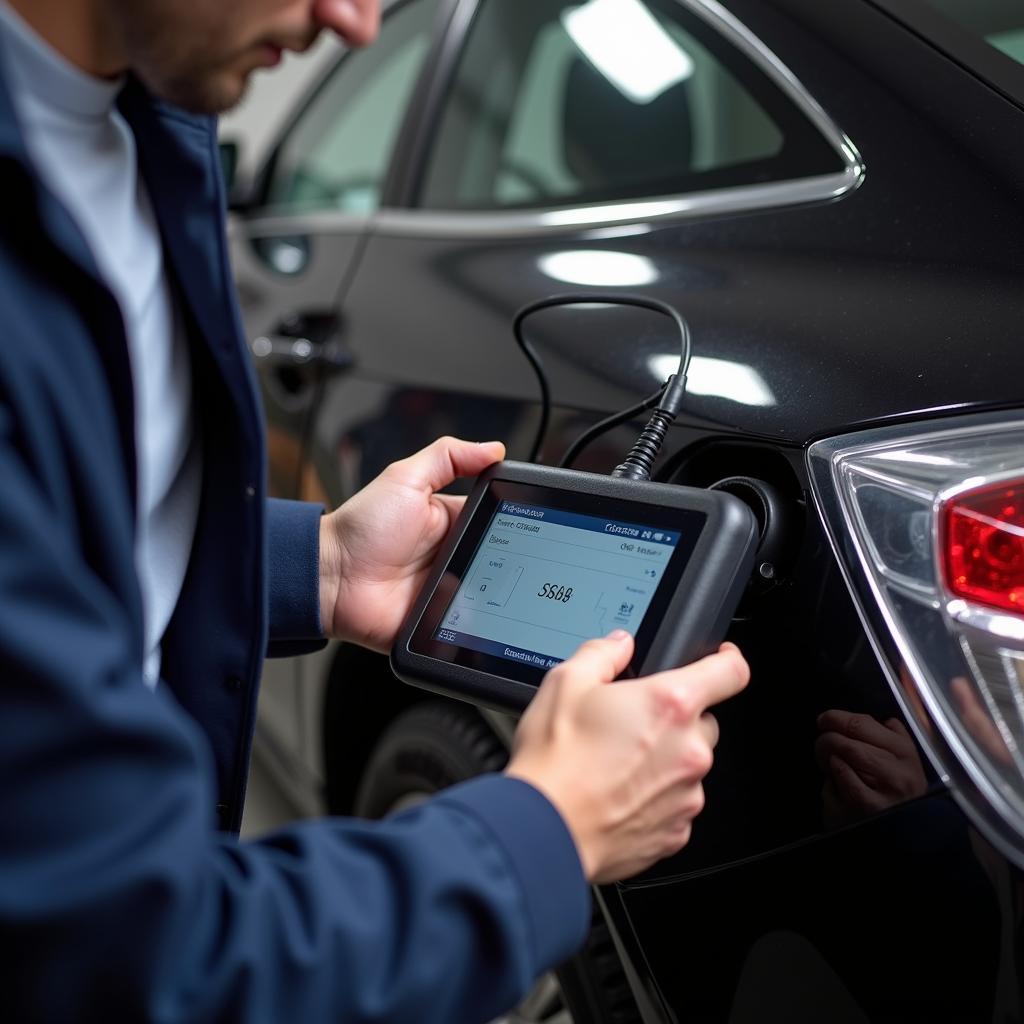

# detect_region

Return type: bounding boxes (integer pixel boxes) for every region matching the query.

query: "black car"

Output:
[224,0,1024,1020]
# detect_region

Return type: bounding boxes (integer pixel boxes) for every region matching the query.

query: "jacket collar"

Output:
[117,78,240,361]
[0,48,24,161]
[0,57,259,437]
[0,51,104,281]
[116,79,261,438]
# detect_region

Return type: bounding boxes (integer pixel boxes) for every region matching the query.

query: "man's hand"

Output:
[816,710,927,827]
[320,437,505,652]
[507,633,749,884]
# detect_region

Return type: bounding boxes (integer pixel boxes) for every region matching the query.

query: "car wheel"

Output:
[354,701,641,1024]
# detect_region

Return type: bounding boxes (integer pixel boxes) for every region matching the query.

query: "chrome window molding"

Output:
[371,170,860,237]
[228,211,375,237]
[368,0,864,239]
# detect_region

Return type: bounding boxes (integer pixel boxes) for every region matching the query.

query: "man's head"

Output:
[14,0,380,114]
[111,0,381,112]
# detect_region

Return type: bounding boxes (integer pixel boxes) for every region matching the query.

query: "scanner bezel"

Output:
[392,462,758,712]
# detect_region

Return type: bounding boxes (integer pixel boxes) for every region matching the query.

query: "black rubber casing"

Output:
[391,462,759,711]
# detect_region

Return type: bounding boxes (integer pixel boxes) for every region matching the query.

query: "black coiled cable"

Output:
[611,372,689,481]
[513,293,691,467]
[612,410,674,480]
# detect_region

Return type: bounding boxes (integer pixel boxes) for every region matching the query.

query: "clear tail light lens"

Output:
[809,416,1024,865]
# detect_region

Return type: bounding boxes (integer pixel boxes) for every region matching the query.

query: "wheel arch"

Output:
[320,641,504,814]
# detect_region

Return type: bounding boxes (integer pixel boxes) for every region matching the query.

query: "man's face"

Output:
[107,0,380,114]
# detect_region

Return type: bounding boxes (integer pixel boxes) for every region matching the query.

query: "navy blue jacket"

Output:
[0,66,588,1023]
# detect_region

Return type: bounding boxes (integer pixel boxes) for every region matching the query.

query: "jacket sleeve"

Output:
[0,421,590,1023]
[265,496,328,657]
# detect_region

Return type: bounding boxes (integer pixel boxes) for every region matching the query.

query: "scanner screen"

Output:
[433,500,681,671]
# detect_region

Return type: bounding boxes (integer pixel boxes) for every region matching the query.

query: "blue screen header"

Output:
[497,501,680,547]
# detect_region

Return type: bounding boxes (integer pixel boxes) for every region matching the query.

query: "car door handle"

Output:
[249,311,355,377]
[250,334,352,372]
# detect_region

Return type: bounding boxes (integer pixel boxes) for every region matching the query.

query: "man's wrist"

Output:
[506,761,598,882]
[318,513,343,637]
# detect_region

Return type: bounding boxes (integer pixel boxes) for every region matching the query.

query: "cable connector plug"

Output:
[655,372,688,417]
[610,373,688,481]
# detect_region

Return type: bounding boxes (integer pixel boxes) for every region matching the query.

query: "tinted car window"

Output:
[265,0,440,214]
[923,0,1024,65]
[873,0,1024,108]
[419,0,844,211]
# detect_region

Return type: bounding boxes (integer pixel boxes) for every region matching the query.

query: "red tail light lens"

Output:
[942,481,1024,615]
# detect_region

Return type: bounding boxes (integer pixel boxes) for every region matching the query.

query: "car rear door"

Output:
[228,0,449,795]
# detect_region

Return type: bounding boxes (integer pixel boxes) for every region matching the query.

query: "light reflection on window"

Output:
[561,0,694,104]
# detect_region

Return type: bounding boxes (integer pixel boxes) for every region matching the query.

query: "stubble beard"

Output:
[107,0,255,114]
[145,65,251,115]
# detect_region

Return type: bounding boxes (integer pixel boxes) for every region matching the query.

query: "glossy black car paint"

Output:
[231,0,1024,1020]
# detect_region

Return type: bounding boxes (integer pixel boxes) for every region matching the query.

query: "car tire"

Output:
[354,700,641,1024]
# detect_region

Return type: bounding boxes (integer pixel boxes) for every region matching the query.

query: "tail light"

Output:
[942,482,1024,614]
[809,416,1024,865]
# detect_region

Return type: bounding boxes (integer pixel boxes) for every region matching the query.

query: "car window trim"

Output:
[381,0,476,208]
[372,0,864,235]
[367,169,857,237]
[246,0,455,217]
[865,0,1024,113]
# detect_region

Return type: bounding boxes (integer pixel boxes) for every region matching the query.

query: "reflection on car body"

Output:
[225,0,1024,1020]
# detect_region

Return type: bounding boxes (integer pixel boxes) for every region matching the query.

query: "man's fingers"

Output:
[392,437,505,494]
[885,718,911,737]
[553,632,635,689]
[432,493,465,525]
[645,779,707,831]
[643,646,749,717]
[815,732,891,782]
[817,710,908,756]
[698,713,720,749]
[829,755,884,812]
[952,676,1013,766]
[434,494,465,510]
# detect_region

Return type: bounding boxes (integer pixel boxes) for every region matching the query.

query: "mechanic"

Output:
[0,1,749,1021]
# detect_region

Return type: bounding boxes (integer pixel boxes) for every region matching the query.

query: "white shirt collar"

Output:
[0,2,124,119]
